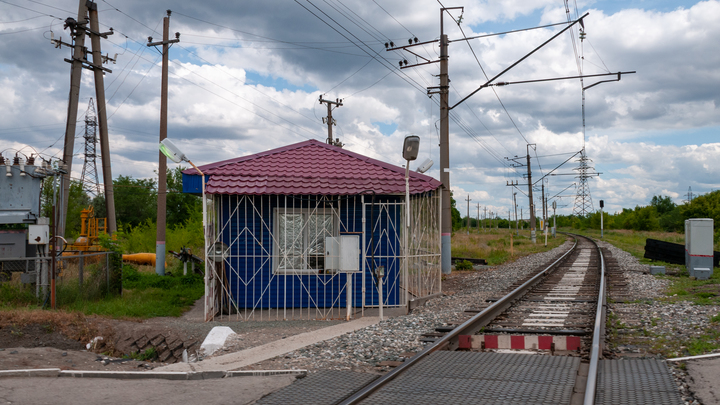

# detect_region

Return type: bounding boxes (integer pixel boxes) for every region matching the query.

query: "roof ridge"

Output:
[182,139,441,195]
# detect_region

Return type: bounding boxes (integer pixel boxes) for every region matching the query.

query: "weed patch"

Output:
[452,229,565,266]
[62,266,204,319]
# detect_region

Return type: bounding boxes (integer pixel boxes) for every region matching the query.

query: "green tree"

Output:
[450,192,462,230]
[650,195,676,215]
[113,175,156,228]
[41,180,90,238]
[166,167,201,227]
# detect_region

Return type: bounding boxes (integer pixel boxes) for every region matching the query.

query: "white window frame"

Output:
[273,207,338,275]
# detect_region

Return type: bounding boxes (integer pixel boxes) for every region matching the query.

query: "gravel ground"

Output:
[239,240,574,373]
[598,240,672,299]
[597,240,719,405]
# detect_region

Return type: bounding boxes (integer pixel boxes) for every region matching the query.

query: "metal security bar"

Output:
[203,190,440,321]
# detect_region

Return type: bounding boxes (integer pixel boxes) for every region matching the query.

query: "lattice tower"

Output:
[572,148,595,216]
[80,98,101,196]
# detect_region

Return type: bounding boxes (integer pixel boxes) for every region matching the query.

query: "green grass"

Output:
[127,347,157,361]
[1,265,204,319]
[455,260,473,270]
[0,283,37,307]
[62,266,204,318]
[452,228,566,265]
[664,271,720,305]
[563,227,720,305]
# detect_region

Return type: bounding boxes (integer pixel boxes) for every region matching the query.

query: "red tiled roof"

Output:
[183,139,441,195]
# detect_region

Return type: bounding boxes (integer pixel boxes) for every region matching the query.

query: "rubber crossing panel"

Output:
[363,352,580,405]
[256,369,379,405]
[595,359,682,405]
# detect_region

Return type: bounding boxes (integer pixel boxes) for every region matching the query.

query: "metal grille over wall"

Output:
[202,191,441,321]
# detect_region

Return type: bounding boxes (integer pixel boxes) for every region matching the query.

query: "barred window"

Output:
[274,209,336,274]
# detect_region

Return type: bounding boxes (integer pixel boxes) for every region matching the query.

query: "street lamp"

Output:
[401,135,420,319]
[159,138,210,318]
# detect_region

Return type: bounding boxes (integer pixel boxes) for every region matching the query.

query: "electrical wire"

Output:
[167,60,323,142]
[441,3,531,147]
[371,0,414,37]
[100,0,161,36]
[174,43,322,129]
[296,0,426,94]
[324,57,374,94]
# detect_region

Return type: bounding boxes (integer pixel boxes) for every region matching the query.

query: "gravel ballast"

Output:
[237,240,575,373]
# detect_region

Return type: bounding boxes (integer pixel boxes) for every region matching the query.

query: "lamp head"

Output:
[159,138,187,164]
[402,135,420,161]
[416,158,433,173]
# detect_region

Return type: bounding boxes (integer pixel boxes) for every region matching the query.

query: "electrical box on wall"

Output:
[685,218,714,279]
[0,230,27,258]
[28,224,49,245]
[325,235,360,272]
[0,165,43,224]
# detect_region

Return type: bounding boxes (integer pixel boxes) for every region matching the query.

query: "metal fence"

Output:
[203,190,441,321]
[0,251,117,302]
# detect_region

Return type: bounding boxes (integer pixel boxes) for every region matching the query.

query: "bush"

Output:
[455,260,473,270]
[0,283,37,307]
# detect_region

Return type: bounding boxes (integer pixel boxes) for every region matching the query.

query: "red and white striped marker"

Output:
[458,334,581,351]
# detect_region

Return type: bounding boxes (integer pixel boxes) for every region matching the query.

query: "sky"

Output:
[0,0,718,219]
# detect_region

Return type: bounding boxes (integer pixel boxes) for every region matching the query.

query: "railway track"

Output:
[343,233,607,405]
[258,234,683,405]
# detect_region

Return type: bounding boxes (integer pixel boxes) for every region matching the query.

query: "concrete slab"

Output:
[157,316,381,372]
[685,357,720,405]
[0,368,60,378]
[200,326,235,356]
[0,375,297,405]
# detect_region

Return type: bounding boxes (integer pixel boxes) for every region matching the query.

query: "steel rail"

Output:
[583,235,606,405]
[340,237,579,405]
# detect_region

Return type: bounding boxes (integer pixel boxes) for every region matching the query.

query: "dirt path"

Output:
[0,269,485,371]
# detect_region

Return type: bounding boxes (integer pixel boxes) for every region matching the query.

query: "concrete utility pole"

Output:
[87,2,117,235]
[148,10,180,276]
[513,192,519,236]
[526,144,536,243]
[439,21,452,274]
[465,195,471,235]
[385,6,460,274]
[483,206,487,232]
[57,0,116,236]
[476,203,480,232]
[59,0,88,237]
[541,181,546,231]
[319,96,343,146]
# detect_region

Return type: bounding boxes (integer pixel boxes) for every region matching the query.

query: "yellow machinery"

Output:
[71,206,107,251]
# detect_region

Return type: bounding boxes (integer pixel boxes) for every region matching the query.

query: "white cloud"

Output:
[0,0,718,218]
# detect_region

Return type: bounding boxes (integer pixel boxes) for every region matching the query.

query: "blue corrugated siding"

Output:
[182,173,204,194]
[218,194,402,309]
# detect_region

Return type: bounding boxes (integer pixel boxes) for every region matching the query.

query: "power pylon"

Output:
[80,98,101,196]
[572,149,596,216]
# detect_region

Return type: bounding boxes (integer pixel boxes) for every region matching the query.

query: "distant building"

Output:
[182,139,441,321]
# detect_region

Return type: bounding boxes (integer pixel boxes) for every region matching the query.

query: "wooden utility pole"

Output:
[526,144,536,243]
[148,10,179,276]
[319,96,343,146]
[465,195,471,235]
